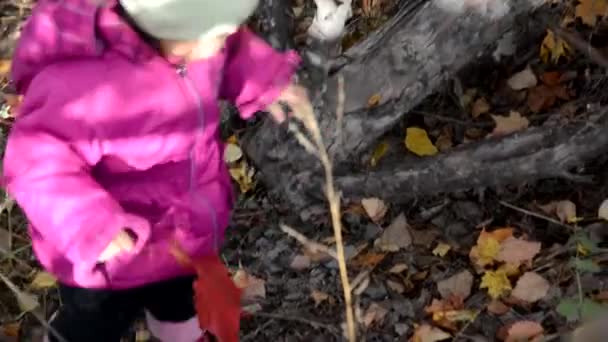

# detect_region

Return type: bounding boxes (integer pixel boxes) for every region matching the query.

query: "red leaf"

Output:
[171,242,242,342]
[192,254,242,342]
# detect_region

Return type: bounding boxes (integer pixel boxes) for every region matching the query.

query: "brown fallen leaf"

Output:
[30,271,57,290]
[350,252,386,268]
[511,272,550,303]
[496,237,541,265]
[538,200,577,223]
[375,213,412,251]
[504,321,544,342]
[411,324,451,342]
[471,97,491,118]
[232,269,266,303]
[386,279,405,293]
[436,270,474,300]
[361,198,388,223]
[487,299,511,315]
[310,289,331,307]
[1,322,19,337]
[362,303,389,328]
[491,111,529,136]
[435,127,453,152]
[576,0,608,26]
[527,83,570,113]
[367,93,382,108]
[0,60,11,76]
[389,263,408,274]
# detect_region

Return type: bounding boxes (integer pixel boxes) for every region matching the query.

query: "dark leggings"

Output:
[48,276,196,342]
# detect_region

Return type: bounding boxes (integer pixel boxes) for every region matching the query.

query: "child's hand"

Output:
[266,84,311,124]
[98,230,135,262]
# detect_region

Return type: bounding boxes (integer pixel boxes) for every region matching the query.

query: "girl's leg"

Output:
[47,283,143,342]
[142,276,205,342]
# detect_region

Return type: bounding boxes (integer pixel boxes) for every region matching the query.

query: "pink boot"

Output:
[145,311,207,342]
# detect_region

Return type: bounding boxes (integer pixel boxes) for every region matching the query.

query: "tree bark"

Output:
[242,0,605,214]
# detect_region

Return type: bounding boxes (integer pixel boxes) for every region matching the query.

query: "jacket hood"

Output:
[11,0,155,93]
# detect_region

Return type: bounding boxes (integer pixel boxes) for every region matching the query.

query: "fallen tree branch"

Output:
[333,110,608,202]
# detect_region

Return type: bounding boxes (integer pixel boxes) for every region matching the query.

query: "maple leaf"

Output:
[540,30,571,64]
[171,245,241,342]
[405,127,438,156]
[470,228,513,267]
[576,0,608,26]
[480,269,512,299]
[192,255,242,342]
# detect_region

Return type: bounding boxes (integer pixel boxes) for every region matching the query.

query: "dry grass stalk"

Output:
[284,79,356,341]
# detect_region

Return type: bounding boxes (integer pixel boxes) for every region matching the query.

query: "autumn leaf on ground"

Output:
[511,272,550,303]
[538,200,577,223]
[30,271,57,290]
[228,160,255,193]
[540,30,571,63]
[491,111,529,136]
[362,303,389,328]
[480,269,512,299]
[310,290,332,307]
[411,324,451,342]
[425,296,476,331]
[470,228,514,268]
[527,83,570,113]
[232,268,266,304]
[0,60,10,76]
[471,97,491,118]
[487,299,511,315]
[224,143,243,163]
[405,127,438,156]
[496,237,541,265]
[289,255,311,270]
[576,0,608,26]
[504,321,544,342]
[507,67,537,91]
[361,197,388,223]
[437,270,474,300]
[435,127,453,151]
[350,251,386,268]
[375,213,412,251]
[367,93,382,108]
[370,141,389,167]
[432,243,451,257]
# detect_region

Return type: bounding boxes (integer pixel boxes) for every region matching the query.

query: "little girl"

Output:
[3,0,307,341]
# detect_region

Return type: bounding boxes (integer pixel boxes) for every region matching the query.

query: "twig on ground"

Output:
[280,224,338,260]
[498,200,574,231]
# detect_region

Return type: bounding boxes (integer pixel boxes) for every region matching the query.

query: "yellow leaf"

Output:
[229,160,255,193]
[405,127,438,157]
[370,141,389,167]
[432,243,451,257]
[540,30,571,64]
[577,242,590,256]
[575,0,608,26]
[367,93,382,108]
[226,134,239,145]
[480,270,512,299]
[30,271,57,290]
[0,60,11,76]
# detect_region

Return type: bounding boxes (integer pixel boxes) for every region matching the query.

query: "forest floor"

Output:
[1,0,608,341]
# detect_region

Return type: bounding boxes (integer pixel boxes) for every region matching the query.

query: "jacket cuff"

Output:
[238,50,301,120]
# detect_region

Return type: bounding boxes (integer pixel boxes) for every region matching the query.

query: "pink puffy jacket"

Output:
[3,0,299,289]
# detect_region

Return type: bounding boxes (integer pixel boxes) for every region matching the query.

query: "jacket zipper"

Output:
[176,64,220,251]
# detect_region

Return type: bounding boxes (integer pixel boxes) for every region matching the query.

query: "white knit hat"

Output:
[119,0,260,41]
